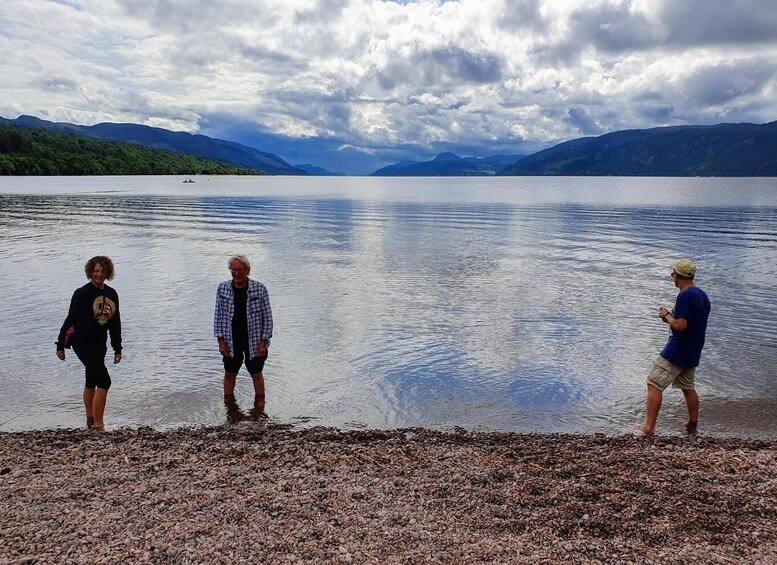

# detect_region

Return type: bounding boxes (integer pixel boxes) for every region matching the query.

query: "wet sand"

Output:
[2,425,775,564]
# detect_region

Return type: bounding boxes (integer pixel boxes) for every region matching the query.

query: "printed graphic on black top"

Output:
[94,296,117,326]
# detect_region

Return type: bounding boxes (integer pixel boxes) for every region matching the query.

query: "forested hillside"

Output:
[6,115,305,175]
[498,122,777,176]
[0,124,261,176]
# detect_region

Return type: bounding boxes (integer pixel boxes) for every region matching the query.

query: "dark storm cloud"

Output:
[567,4,659,53]
[38,77,79,92]
[294,0,350,23]
[546,0,777,63]
[516,4,657,66]
[296,98,354,136]
[496,0,546,32]
[564,108,604,136]
[680,60,775,107]
[431,47,503,83]
[659,0,777,46]
[120,0,273,33]
[374,46,503,90]
[636,105,675,122]
[120,0,221,32]
[237,42,300,66]
[420,96,472,112]
[110,89,196,122]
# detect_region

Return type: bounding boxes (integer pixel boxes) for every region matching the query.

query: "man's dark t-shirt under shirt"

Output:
[232,283,249,350]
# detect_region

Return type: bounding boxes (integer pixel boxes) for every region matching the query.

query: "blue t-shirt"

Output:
[660,286,711,368]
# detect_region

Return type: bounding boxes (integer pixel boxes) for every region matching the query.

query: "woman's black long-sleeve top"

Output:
[56,282,122,353]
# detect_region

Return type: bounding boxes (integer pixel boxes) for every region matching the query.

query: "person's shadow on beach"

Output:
[224,396,269,424]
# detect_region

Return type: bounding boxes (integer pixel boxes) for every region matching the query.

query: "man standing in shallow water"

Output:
[214,255,273,418]
[642,259,711,436]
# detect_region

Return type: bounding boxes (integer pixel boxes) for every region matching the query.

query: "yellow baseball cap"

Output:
[673,259,697,278]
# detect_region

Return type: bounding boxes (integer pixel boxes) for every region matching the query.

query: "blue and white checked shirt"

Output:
[214,279,273,356]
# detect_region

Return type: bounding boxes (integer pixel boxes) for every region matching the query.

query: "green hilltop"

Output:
[0,123,262,176]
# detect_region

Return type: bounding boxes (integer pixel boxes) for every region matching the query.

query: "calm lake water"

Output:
[1,175,776,437]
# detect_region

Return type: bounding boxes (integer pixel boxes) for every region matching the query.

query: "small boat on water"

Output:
[183,178,195,183]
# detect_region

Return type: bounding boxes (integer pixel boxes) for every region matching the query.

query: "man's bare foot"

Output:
[250,398,268,421]
[640,425,655,436]
[86,416,95,429]
[686,421,698,434]
[223,395,244,424]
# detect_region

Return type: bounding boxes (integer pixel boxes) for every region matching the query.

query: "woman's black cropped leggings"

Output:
[72,342,112,390]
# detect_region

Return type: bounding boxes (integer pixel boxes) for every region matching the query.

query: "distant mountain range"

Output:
[3,114,777,177]
[371,152,526,176]
[2,115,307,175]
[293,163,345,176]
[499,122,777,176]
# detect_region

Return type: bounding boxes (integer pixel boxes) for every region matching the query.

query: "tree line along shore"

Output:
[0,124,262,176]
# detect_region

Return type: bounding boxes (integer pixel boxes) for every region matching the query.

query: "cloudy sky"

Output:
[2,0,776,174]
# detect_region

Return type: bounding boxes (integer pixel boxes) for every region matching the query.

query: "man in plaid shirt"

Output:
[214,255,273,413]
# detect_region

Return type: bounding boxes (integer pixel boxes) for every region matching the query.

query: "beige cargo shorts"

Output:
[647,356,696,391]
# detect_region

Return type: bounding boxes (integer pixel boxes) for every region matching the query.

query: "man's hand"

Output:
[114,353,122,365]
[256,340,268,360]
[56,350,66,361]
[218,339,231,357]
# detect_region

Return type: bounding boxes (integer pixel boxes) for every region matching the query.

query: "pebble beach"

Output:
[1,425,775,564]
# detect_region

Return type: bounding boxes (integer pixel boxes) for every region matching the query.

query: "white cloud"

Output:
[1,0,776,173]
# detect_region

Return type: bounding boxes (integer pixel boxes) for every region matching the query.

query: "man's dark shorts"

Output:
[223,342,266,375]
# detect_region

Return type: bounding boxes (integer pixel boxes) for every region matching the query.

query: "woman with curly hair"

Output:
[56,256,123,430]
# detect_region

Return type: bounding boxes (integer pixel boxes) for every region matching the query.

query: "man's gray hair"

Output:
[228,255,251,271]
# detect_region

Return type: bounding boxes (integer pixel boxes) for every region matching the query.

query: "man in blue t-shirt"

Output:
[642,259,711,436]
